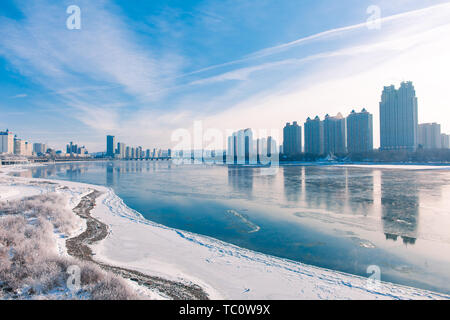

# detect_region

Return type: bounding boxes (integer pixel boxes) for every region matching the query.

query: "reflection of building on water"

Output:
[106,164,114,186]
[345,168,374,215]
[283,166,303,202]
[65,164,88,178]
[381,170,419,245]
[303,166,348,211]
[384,233,416,245]
[300,167,375,215]
[107,160,171,185]
[303,167,328,208]
[228,166,253,194]
[26,164,89,179]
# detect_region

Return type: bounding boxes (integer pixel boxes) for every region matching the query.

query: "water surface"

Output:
[18,161,450,294]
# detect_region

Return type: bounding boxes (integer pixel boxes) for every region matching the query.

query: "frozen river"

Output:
[17,161,450,294]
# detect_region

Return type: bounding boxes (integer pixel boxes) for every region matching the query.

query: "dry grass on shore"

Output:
[0,193,139,300]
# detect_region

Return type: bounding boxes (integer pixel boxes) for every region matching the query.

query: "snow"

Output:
[1,163,449,300]
[336,163,450,170]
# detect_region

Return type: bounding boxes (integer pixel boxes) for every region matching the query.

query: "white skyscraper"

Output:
[33,143,47,155]
[283,121,302,156]
[418,123,441,149]
[323,113,346,155]
[0,130,14,154]
[14,138,32,156]
[304,116,324,155]
[441,134,450,149]
[380,81,418,151]
[347,108,373,154]
[228,128,256,164]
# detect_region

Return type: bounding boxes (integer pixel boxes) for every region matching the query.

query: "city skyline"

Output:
[3,79,450,157]
[1,1,450,151]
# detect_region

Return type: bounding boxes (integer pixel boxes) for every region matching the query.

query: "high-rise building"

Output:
[418,123,441,149]
[116,142,126,159]
[346,108,373,154]
[267,136,276,157]
[283,122,302,156]
[106,135,116,158]
[304,116,324,155]
[257,136,278,164]
[14,138,32,156]
[137,146,143,159]
[0,130,14,154]
[256,137,267,163]
[33,143,47,155]
[78,146,88,155]
[125,146,131,159]
[227,128,256,164]
[441,134,450,149]
[323,113,346,155]
[67,142,78,154]
[380,81,418,151]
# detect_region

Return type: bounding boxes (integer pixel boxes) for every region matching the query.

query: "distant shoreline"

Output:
[3,158,450,169]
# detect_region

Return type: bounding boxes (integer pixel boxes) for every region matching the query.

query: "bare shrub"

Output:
[0,193,140,300]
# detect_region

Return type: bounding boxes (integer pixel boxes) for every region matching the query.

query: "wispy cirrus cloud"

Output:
[0,0,180,99]
[11,93,28,99]
[0,0,188,149]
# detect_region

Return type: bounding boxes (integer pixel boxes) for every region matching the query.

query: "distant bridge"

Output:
[0,157,173,166]
[123,157,172,161]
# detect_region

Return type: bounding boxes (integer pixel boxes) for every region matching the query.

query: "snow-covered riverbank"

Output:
[1,164,449,300]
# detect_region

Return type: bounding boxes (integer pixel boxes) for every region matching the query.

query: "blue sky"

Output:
[1,0,450,152]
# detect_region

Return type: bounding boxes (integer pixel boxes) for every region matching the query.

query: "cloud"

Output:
[11,94,28,99]
[0,0,190,150]
[177,1,450,80]
[0,0,185,137]
[177,2,450,149]
[0,0,180,98]
[1,0,450,152]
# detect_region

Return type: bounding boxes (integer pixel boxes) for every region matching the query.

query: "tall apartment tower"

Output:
[441,134,450,149]
[106,135,116,158]
[0,129,14,154]
[346,108,373,153]
[228,128,256,164]
[283,121,302,156]
[14,137,32,156]
[380,81,418,151]
[33,143,47,155]
[323,113,346,155]
[418,123,441,149]
[116,142,126,159]
[256,136,278,164]
[304,116,324,155]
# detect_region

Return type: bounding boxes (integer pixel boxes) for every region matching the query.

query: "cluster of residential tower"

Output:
[229,81,449,163]
[106,135,171,160]
[2,81,449,163]
[0,129,52,157]
[0,129,89,158]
